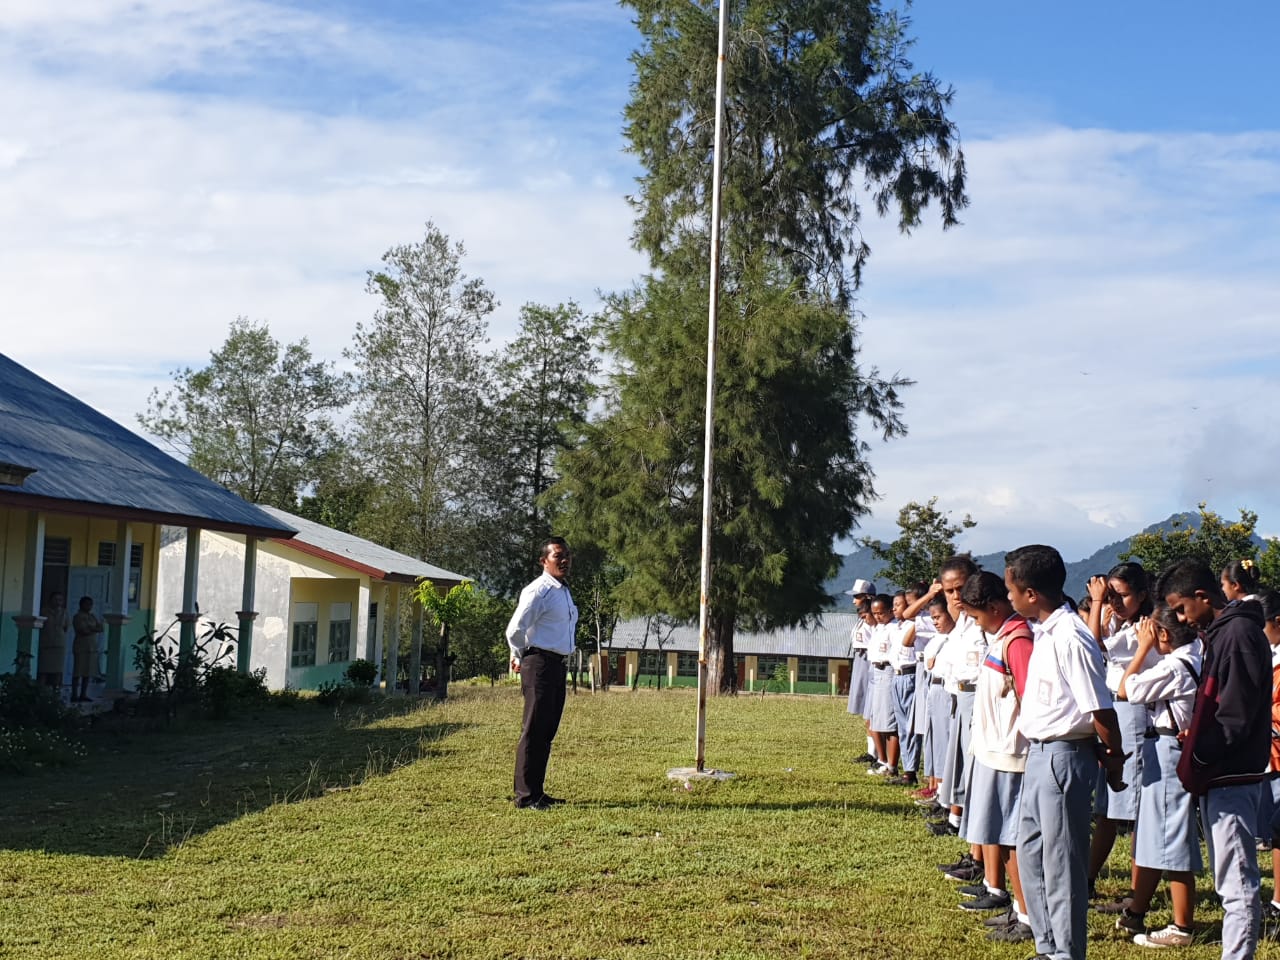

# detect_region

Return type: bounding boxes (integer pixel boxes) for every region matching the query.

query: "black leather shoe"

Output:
[539,794,566,806]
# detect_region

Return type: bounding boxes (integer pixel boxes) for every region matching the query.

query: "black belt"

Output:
[526,647,565,660]
[1144,727,1179,739]
[852,650,867,658]
[894,665,916,675]
[955,680,976,693]
[931,677,945,686]
[875,662,893,670]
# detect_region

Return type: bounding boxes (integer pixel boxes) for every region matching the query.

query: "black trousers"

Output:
[514,649,566,806]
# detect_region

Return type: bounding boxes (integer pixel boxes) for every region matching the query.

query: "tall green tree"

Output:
[860,497,976,589]
[1121,503,1262,581]
[472,302,600,597]
[139,318,351,509]
[346,222,495,571]
[559,0,965,693]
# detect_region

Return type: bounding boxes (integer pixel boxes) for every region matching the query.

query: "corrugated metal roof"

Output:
[610,613,859,659]
[257,505,468,585]
[0,353,296,538]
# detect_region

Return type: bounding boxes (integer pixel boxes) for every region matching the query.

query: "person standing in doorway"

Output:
[37,591,69,690]
[71,596,103,703]
[507,538,578,810]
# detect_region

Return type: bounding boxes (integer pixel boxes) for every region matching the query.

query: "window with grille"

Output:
[676,651,698,677]
[797,657,829,683]
[328,603,352,663]
[97,542,144,568]
[756,655,787,680]
[639,650,664,675]
[291,603,318,667]
[44,537,71,565]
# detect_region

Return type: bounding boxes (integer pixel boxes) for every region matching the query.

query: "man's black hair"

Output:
[1005,544,1066,596]
[1157,558,1220,602]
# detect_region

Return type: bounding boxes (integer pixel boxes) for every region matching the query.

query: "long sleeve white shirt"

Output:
[506,572,578,661]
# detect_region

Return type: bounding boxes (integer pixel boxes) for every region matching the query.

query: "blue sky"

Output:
[2,0,1278,562]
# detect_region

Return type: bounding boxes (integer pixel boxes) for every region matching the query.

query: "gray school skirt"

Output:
[925,681,952,780]
[1134,733,1202,872]
[913,666,931,736]
[868,664,897,734]
[939,690,975,808]
[846,652,870,717]
[1094,699,1145,821]
[961,758,1024,847]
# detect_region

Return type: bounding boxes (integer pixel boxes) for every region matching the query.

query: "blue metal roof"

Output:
[0,354,297,538]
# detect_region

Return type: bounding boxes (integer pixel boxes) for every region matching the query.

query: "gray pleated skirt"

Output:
[846,653,870,716]
[1134,734,1202,872]
[961,758,1023,847]
[868,664,897,734]
[925,682,953,779]
[939,690,975,808]
[1094,699,1145,821]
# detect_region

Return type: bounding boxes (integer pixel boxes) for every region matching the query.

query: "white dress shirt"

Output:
[1018,604,1113,741]
[506,571,578,661]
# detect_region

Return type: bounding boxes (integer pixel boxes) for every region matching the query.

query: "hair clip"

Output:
[1241,559,1255,571]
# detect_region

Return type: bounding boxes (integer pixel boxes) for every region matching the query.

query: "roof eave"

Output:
[0,490,298,540]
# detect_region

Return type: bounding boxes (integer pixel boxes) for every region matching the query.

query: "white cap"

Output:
[846,579,876,596]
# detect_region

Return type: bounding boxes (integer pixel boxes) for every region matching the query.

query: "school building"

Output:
[598,612,859,695]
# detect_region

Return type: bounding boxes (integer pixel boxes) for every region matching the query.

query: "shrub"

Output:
[204,666,269,719]
[0,673,85,773]
[345,659,378,687]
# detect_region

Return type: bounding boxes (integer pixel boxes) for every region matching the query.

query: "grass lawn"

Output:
[0,684,1262,959]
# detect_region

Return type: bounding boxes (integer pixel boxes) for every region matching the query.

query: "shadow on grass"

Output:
[0,699,468,859]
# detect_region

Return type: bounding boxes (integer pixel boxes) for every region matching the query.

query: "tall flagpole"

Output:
[694,0,730,775]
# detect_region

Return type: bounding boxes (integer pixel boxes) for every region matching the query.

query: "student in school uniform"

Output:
[955,571,1036,944]
[888,591,922,786]
[914,595,956,805]
[1257,590,1280,926]
[867,594,900,776]
[846,580,877,762]
[1009,544,1127,960]
[1113,603,1203,948]
[1084,562,1155,910]
[908,583,937,780]
[1162,558,1271,960]
[933,556,987,840]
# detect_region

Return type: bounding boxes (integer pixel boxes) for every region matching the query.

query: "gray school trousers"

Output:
[1018,738,1096,960]
[1201,783,1263,960]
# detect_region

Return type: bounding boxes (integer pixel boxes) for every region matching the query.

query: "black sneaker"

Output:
[983,910,1015,928]
[928,820,960,837]
[1114,907,1146,936]
[944,862,983,882]
[988,921,1033,943]
[959,891,1011,912]
[957,883,988,897]
[936,852,973,872]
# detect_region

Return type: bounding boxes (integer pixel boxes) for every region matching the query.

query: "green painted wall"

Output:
[288,660,349,690]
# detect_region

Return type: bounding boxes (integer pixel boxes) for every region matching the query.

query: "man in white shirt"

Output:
[506,537,578,810]
[1009,544,1126,960]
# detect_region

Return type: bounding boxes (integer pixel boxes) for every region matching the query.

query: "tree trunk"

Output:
[434,622,450,700]
[706,616,737,695]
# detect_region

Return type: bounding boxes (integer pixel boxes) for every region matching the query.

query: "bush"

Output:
[0,673,85,773]
[317,679,373,707]
[345,659,378,687]
[132,619,238,719]
[203,666,270,719]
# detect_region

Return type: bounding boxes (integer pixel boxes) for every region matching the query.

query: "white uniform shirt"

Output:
[923,629,951,672]
[850,619,873,652]
[505,571,578,661]
[1123,639,1203,732]
[869,622,894,666]
[892,620,919,668]
[913,614,936,659]
[1103,620,1157,693]
[947,612,988,687]
[1018,604,1113,741]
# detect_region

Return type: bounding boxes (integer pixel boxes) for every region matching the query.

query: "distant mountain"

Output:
[827,511,1223,604]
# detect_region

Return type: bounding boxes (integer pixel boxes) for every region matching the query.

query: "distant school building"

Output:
[597,612,859,695]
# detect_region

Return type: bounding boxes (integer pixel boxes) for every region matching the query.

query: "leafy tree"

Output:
[860,497,976,589]
[472,302,600,596]
[346,222,495,571]
[626,0,965,301]
[1256,538,1280,591]
[139,318,351,509]
[412,580,475,700]
[449,589,517,684]
[1121,503,1262,581]
[560,1,964,693]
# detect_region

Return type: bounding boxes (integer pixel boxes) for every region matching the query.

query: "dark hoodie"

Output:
[1189,600,1272,788]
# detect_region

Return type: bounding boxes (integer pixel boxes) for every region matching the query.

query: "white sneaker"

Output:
[1134,924,1193,948]
[866,764,892,776]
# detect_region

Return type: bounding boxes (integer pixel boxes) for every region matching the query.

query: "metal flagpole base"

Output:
[666,767,736,785]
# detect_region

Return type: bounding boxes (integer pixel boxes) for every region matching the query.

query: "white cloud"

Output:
[2,2,1278,565]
